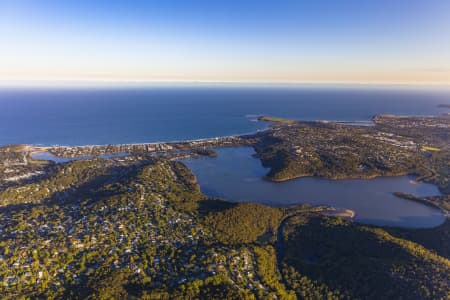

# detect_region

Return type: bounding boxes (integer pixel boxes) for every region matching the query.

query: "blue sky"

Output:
[1,0,449,85]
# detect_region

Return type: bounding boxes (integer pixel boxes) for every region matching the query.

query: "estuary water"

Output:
[0,86,449,146]
[182,147,445,228]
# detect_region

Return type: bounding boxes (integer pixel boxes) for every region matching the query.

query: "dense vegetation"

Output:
[254,115,450,196]
[0,158,146,206]
[386,219,450,259]
[281,215,450,299]
[420,150,450,194]
[204,203,283,244]
[253,246,295,299]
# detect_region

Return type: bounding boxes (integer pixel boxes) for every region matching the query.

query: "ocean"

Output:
[0,86,449,146]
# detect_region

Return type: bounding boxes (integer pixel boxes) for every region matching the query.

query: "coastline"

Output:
[5,113,449,197]
[10,114,447,194]
[18,123,272,149]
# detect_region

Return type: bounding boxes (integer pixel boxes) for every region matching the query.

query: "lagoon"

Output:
[182,147,445,228]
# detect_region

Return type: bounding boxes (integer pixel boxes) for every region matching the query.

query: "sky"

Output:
[0,0,449,85]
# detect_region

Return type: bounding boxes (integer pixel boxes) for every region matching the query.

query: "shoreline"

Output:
[10,123,272,149]
[4,114,449,196]
[321,208,356,219]
[18,131,263,156]
[393,192,449,218]
[4,112,446,151]
[263,171,414,183]
[5,111,444,149]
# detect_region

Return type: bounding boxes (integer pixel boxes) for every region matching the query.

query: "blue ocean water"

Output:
[0,86,449,146]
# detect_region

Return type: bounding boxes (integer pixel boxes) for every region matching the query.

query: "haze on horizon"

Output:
[1,0,449,86]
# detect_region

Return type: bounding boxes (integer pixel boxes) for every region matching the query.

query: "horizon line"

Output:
[1,79,450,89]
